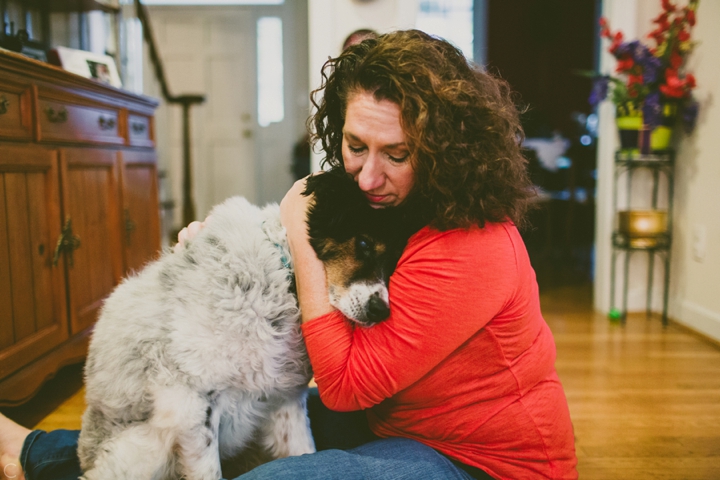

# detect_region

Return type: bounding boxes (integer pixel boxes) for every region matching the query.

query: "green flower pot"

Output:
[616,103,676,154]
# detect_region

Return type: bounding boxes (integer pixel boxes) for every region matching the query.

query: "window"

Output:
[416,0,473,60]
[256,16,284,127]
[139,0,283,5]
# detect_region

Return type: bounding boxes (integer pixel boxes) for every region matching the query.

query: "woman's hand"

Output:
[280,176,335,322]
[173,216,212,252]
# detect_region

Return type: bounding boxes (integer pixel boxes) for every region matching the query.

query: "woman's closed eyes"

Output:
[346,144,409,163]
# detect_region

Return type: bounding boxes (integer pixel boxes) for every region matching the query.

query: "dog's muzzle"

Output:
[365,293,390,324]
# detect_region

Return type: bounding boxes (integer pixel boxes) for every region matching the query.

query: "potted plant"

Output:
[589,0,700,153]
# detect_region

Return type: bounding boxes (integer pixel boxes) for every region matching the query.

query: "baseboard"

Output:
[672,301,720,344]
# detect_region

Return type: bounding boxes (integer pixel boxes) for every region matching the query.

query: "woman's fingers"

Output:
[173,217,212,252]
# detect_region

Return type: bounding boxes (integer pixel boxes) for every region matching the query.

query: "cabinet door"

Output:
[60,148,124,335]
[0,145,68,381]
[120,151,161,274]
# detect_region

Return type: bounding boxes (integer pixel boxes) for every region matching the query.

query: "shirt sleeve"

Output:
[301,224,520,411]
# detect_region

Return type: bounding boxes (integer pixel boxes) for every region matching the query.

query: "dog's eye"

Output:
[356,238,373,258]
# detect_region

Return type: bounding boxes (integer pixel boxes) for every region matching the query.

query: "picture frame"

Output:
[20,45,48,62]
[51,46,122,88]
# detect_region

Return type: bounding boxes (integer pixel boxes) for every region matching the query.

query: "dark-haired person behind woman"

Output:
[0,30,577,480]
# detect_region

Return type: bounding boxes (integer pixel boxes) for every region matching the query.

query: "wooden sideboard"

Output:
[0,48,160,405]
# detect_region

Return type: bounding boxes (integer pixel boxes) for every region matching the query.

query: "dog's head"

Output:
[303,170,416,327]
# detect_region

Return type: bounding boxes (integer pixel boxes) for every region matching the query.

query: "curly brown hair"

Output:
[310,29,534,231]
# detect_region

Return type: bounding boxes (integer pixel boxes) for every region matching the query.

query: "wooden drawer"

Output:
[128,113,154,148]
[37,97,124,145]
[0,84,32,140]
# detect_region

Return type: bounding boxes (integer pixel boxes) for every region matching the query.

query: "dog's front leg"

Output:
[260,393,316,459]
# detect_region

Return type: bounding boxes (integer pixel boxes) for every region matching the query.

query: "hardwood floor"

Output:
[542,284,720,480]
[4,283,720,479]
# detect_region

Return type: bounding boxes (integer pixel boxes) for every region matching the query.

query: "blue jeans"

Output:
[19,389,490,480]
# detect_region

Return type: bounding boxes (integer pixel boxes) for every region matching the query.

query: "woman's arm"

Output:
[302,225,523,411]
[279,177,335,322]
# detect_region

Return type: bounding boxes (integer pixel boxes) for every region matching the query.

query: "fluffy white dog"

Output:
[77,171,415,480]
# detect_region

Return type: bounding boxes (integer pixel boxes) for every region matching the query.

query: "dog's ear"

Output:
[303,169,360,205]
[304,170,366,225]
[305,169,371,256]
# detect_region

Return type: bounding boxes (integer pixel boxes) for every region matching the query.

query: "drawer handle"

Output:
[45,106,68,123]
[0,95,8,115]
[52,218,81,267]
[124,209,137,244]
[98,115,116,131]
[131,121,147,134]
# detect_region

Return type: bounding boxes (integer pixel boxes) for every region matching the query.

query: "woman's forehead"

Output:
[344,92,407,145]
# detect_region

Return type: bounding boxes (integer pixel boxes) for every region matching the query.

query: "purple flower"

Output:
[613,41,633,58]
[643,91,662,128]
[639,55,662,84]
[589,76,610,106]
[629,41,647,61]
[681,101,699,133]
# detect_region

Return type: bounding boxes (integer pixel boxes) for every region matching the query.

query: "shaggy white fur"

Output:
[78,197,315,480]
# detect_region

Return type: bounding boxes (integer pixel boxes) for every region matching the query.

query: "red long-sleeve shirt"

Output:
[301,222,578,479]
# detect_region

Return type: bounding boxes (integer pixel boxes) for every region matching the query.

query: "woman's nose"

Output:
[356,154,385,192]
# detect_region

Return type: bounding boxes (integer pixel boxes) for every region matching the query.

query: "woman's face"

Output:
[342,91,415,208]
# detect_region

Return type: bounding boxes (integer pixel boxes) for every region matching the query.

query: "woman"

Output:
[0,30,577,480]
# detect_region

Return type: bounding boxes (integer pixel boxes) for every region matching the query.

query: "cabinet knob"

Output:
[53,218,81,267]
[45,106,68,123]
[131,121,147,134]
[98,115,116,131]
[0,95,8,115]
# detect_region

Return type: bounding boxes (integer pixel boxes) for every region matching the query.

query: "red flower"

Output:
[609,31,624,53]
[660,70,690,98]
[599,17,612,38]
[653,12,670,29]
[616,57,635,72]
[686,73,696,88]
[686,9,696,26]
[677,29,690,42]
[648,27,666,44]
[662,0,676,12]
[628,74,644,87]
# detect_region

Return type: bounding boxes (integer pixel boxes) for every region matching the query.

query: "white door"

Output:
[148,3,308,220]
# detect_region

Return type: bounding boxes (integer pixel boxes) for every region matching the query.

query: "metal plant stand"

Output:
[610,149,674,325]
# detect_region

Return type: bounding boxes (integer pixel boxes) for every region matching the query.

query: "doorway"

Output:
[146,1,308,224]
[484,0,600,288]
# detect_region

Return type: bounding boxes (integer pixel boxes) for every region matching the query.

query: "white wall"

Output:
[669,0,720,341]
[594,0,720,342]
[307,0,418,170]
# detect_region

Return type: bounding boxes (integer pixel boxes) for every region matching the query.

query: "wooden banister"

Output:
[134,0,205,227]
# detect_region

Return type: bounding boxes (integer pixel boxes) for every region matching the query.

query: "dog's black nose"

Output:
[366,294,390,322]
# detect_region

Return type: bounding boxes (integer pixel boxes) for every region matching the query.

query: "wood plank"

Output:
[122,162,161,273]
[63,149,123,334]
[26,172,54,331]
[543,285,720,480]
[5,173,36,341]
[0,175,13,350]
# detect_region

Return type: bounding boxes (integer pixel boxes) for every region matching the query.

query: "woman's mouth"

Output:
[364,193,388,206]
